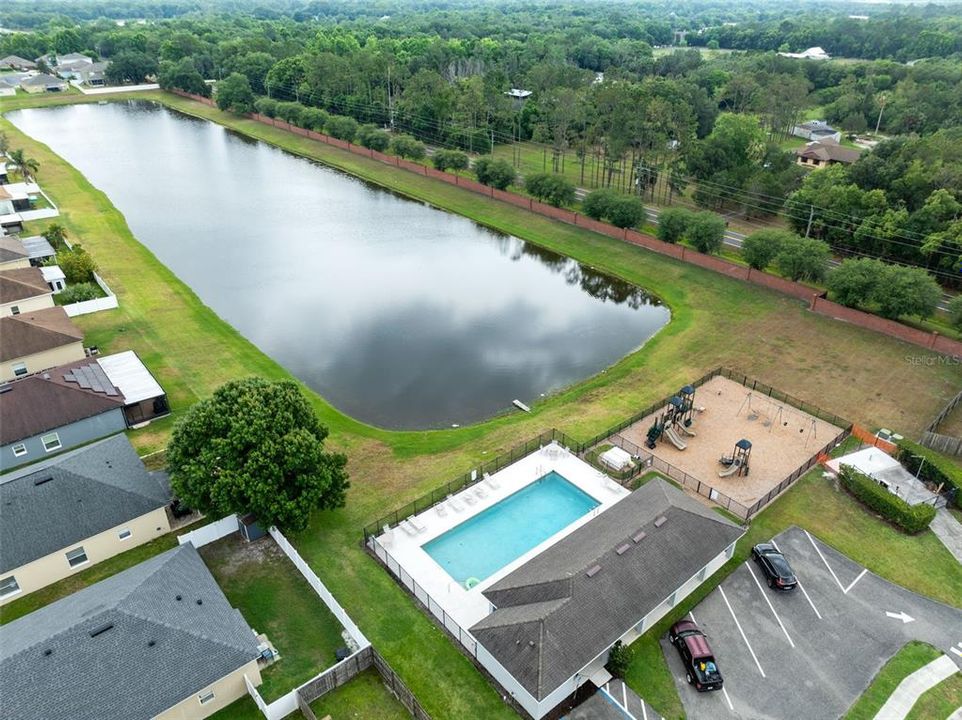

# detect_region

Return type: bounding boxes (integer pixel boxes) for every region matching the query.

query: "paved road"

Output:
[663,525,962,720]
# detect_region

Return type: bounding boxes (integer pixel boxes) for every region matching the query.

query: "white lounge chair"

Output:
[463,493,478,505]
[447,495,465,512]
[436,503,448,518]
[474,484,487,499]
[409,516,427,533]
[399,520,418,537]
[483,474,500,491]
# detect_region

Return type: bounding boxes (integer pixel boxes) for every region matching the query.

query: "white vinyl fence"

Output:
[63,271,119,316]
[177,514,239,548]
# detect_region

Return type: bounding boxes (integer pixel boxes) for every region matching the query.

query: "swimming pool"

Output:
[422,471,600,586]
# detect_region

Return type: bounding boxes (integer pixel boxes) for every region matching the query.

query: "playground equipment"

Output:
[718,438,752,478]
[646,394,694,450]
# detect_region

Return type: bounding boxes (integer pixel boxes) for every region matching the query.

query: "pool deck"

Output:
[374,443,630,629]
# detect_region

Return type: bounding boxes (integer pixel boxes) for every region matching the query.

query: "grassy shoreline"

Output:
[2,90,961,719]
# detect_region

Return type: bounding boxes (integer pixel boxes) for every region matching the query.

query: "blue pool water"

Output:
[422,471,600,586]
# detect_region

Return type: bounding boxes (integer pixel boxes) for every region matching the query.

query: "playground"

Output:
[619,376,845,507]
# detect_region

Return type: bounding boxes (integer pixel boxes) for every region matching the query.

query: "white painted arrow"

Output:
[885,611,915,624]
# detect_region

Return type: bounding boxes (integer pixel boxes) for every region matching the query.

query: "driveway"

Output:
[662,525,962,720]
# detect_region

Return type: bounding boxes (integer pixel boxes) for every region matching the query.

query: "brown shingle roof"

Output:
[0,267,52,303]
[0,307,83,362]
[0,186,11,201]
[796,141,862,165]
[0,237,29,264]
[0,370,124,445]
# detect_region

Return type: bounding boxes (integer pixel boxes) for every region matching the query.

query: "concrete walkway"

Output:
[874,654,959,720]
[930,509,962,565]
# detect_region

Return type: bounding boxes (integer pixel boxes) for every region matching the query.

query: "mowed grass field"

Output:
[2,90,960,719]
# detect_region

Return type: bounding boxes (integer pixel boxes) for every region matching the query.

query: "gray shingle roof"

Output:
[0,435,171,573]
[471,478,744,700]
[0,543,260,720]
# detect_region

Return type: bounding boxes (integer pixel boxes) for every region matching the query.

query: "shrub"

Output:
[356,124,390,151]
[606,640,633,679]
[685,211,726,254]
[950,295,962,333]
[275,101,303,126]
[391,134,426,160]
[607,195,646,229]
[253,97,277,118]
[582,188,618,221]
[57,247,97,284]
[214,73,254,114]
[741,229,793,270]
[897,440,962,509]
[828,258,884,307]
[525,172,576,208]
[299,107,329,132]
[872,264,941,320]
[774,235,830,282]
[837,465,936,533]
[656,207,692,244]
[325,116,358,142]
[474,157,516,190]
[55,282,101,304]
[432,149,469,173]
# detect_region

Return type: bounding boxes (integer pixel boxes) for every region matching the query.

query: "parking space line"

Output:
[722,686,735,711]
[719,585,766,678]
[843,568,867,594]
[747,565,796,648]
[640,696,648,720]
[771,539,822,619]
[805,530,847,592]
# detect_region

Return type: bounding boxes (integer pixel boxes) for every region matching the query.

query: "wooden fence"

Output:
[920,390,962,456]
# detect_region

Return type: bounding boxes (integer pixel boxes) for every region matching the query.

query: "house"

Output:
[778,46,830,60]
[469,478,743,719]
[0,349,169,468]
[796,140,863,168]
[0,186,25,233]
[0,544,264,720]
[20,73,68,94]
[1,266,55,316]
[793,120,842,143]
[0,306,85,382]
[0,435,172,604]
[78,60,110,86]
[0,55,37,71]
[505,88,533,109]
[0,236,31,270]
[20,234,58,265]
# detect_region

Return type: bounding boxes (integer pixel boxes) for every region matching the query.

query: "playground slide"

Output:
[677,423,696,437]
[718,462,741,478]
[664,426,687,451]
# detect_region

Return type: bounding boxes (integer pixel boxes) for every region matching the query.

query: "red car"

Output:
[669,620,724,692]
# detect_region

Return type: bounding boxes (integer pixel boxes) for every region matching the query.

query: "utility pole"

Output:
[875,93,887,135]
[805,204,815,238]
[387,65,395,131]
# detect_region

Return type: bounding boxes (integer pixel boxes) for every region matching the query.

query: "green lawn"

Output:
[905,667,962,720]
[310,669,411,720]
[843,642,944,720]
[3,89,961,720]
[199,535,346,703]
[0,517,206,625]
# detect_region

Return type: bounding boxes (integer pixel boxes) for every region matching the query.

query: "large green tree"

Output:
[167,378,349,531]
[215,72,255,114]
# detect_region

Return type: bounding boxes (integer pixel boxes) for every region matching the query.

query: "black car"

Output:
[752,542,798,591]
[669,620,724,692]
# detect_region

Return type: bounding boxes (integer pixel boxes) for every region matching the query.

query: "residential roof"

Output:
[0,267,52,303]
[470,479,744,700]
[0,435,170,573]
[0,306,82,362]
[57,53,93,64]
[21,74,65,88]
[0,236,29,264]
[0,367,124,446]
[97,350,165,405]
[20,234,57,261]
[0,544,261,720]
[40,265,65,284]
[0,185,10,200]
[796,141,863,165]
[0,55,37,69]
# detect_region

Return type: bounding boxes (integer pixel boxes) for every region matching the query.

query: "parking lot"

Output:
[663,526,962,720]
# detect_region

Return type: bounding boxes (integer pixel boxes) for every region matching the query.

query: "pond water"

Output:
[8,101,669,429]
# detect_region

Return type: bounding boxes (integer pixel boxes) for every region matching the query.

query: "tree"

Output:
[41,223,68,251]
[391,135,426,160]
[299,108,329,131]
[774,236,831,282]
[582,189,618,221]
[57,246,97,284]
[326,116,358,142]
[872,265,941,320]
[253,97,277,118]
[275,102,304,126]
[828,258,884,307]
[474,157,516,190]
[656,208,692,244]
[686,212,726,254]
[432,149,469,173]
[607,196,646,229]
[104,50,157,85]
[605,640,632,679]
[167,378,349,532]
[7,148,39,182]
[158,58,210,97]
[357,124,390,151]
[525,173,576,208]
[0,131,8,157]
[741,229,793,270]
[215,73,255,114]
[949,295,962,332]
